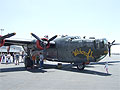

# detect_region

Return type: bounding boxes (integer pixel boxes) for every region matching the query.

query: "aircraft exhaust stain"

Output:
[72,48,94,61]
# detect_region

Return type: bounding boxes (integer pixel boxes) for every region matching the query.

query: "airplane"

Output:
[0,32,119,70]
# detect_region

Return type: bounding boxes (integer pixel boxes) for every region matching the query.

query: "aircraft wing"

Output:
[4,39,56,48]
[113,43,120,45]
[0,32,57,52]
[4,39,34,46]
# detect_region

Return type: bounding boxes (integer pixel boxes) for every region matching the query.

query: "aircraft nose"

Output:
[104,50,108,54]
[103,44,109,55]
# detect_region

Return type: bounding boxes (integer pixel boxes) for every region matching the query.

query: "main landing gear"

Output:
[76,63,85,70]
[24,56,33,69]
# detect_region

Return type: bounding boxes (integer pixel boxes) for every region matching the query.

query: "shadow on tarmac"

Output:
[90,60,120,65]
[1,60,120,76]
[0,67,26,72]
[0,66,47,73]
[43,64,112,76]
[0,64,112,76]
[28,68,47,73]
[63,67,112,76]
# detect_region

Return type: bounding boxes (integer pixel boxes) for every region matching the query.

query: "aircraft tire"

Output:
[24,56,33,68]
[77,63,85,70]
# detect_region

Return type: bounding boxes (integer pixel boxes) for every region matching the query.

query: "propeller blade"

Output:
[48,35,57,42]
[107,40,120,57]
[111,40,115,45]
[107,40,117,57]
[0,32,16,40]
[108,45,111,57]
[31,33,43,42]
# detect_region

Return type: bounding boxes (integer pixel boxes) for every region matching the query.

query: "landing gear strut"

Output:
[24,56,33,68]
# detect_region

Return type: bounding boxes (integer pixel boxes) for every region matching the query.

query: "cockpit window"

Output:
[103,38,108,44]
[100,39,108,48]
[70,36,81,40]
[75,36,81,39]
[67,36,81,41]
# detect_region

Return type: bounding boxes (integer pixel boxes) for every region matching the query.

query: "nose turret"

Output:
[94,39,108,62]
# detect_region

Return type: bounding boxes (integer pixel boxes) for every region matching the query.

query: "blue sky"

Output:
[0,0,120,52]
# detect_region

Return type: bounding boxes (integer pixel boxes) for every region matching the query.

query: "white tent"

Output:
[0,45,23,53]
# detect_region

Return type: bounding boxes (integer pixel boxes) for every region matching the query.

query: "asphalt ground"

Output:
[0,55,120,90]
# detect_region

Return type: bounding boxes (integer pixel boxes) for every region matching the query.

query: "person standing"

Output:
[7,53,11,63]
[104,62,109,74]
[32,55,36,68]
[12,53,15,63]
[15,53,19,65]
[39,52,44,68]
[1,53,5,64]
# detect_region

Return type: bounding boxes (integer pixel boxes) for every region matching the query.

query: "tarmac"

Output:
[0,55,120,90]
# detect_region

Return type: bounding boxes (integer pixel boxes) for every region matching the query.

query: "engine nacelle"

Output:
[0,35,5,47]
[36,38,50,50]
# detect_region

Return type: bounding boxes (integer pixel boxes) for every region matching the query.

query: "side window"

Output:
[94,40,100,49]
[100,41,105,48]
[94,40,97,49]
[82,40,87,47]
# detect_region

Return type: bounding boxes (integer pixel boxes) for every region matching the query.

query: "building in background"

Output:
[0,45,23,53]
[0,45,25,63]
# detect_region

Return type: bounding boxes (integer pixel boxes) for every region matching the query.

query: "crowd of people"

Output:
[0,52,24,65]
[32,52,44,69]
[0,52,44,69]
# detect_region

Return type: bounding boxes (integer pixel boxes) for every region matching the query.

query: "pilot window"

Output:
[99,39,108,48]
[103,39,108,44]
[99,40,105,48]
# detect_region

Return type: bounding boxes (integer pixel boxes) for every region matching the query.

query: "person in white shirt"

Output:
[104,62,109,74]
[6,53,11,63]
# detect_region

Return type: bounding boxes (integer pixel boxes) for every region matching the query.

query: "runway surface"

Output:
[0,55,120,90]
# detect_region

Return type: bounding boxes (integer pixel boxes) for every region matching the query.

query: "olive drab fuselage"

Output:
[46,36,108,64]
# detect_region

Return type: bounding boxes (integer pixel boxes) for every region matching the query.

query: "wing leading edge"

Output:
[4,39,34,46]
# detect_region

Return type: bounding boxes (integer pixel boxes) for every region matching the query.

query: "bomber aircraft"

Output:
[0,32,119,70]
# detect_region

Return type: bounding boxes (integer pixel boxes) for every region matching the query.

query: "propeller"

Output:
[48,35,57,42]
[31,33,57,58]
[31,33,43,42]
[0,32,16,41]
[108,40,116,57]
[31,33,57,45]
[0,32,16,49]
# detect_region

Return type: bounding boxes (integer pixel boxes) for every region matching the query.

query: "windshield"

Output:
[103,38,108,44]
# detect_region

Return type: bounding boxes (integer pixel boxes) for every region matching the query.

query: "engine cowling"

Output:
[36,38,50,50]
[0,35,5,47]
